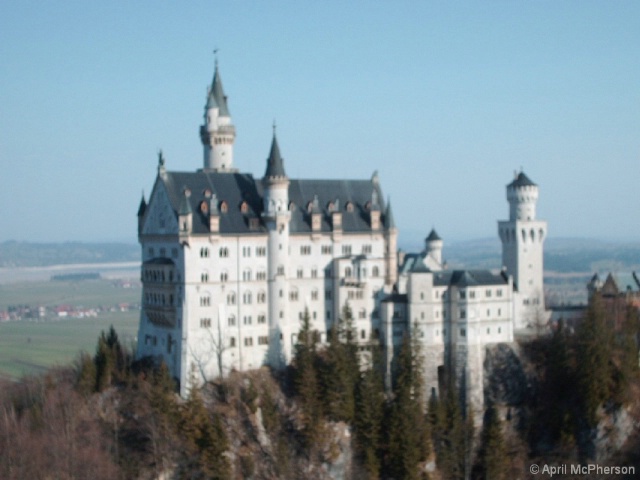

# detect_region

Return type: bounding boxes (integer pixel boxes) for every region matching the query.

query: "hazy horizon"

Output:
[2,2,638,243]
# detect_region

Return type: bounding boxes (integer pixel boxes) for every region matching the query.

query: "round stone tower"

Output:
[200,60,236,171]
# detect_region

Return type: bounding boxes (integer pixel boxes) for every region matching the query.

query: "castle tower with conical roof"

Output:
[498,171,547,329]
[200,60,236,171]
[262,130,292,366]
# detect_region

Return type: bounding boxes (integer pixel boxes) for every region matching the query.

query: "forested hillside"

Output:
[1,297,639,479]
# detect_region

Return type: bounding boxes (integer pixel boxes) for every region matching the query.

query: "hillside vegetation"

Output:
[1,296,639,479]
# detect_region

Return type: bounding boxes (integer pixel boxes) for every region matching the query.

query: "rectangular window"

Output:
[342,245,352,255]
[200,318,211,328]
[460,309,466,319]
[469,291,476,299]
[485,289,492,298]
[362,244,372,254]
[322,245,332,255]
[243,316,252,325]
[300,245,311,255]
[297,268,303,279]
[497,289,503,297]
[258,315,266,324]
[460,328,466,337]
[229,337,236,347]
[244,337,253,347]
[256,246,266,256]
[459,290,466,300]
[258,336,269,345]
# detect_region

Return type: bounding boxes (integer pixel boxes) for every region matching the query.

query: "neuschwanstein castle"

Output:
[136,62,547,407]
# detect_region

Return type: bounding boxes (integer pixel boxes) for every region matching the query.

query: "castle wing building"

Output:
[136,62,547,409]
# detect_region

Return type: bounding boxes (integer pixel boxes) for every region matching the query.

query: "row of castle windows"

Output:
[199,246,267,259]
[147,247,178,259]
[222,336,269,348]
[144,269,174,283]
[502,228,545,243]
[417,307,502,320]
[145,292,175,306]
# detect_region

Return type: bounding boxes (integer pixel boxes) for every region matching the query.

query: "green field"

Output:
[0,279,140,310]
[0,312,139,379]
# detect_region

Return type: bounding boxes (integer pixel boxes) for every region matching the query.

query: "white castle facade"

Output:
[136,63,547,405]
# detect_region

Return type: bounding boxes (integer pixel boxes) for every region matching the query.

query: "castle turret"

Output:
[262,130,291,366]
[425,228,443,268]
[498,171,547,329]
[384,199,398,286]
[200,60,236,171]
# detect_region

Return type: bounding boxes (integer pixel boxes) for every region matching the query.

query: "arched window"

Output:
[227,292,236,305]
[345,267,352,277]
[200,247,209,258]
[201,271,209,283]
[200,294,211,307]
[372,266,379,277]
[243,291,252,304]
[257,291,266,303]
[228,315,236,326]
[243,269,252,281]
[220,271,228,282]
[289,288,299,301]
[219,247,229,258]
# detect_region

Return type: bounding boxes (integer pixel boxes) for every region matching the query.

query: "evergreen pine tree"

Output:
[293,307,323,447]
[322,304,359,423]
[478,404,508,480]
[543,319,576,444]
[354,348,385,478]
[575,293,614,427]
[94,332,114,392]
[179,385,230,479]
[436,377,466,480]
[75,351,96,396]
[385,333,429,480]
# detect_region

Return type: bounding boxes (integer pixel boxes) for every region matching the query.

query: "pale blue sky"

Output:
[1,1,638,246]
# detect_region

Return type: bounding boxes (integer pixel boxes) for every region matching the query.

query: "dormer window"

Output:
[220,201,228,213]
[200,201,209,214]
[240,201,249,214]
[288,201,296,211]
[307,201,313,213]
[364,201,371,211]
[345,201,354,212]
[203,189,212,198]
[327,201,335,212]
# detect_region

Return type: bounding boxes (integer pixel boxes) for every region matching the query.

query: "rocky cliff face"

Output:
[206,369,354,480]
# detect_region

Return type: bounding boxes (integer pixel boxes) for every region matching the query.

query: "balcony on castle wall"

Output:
[145,305,177,328]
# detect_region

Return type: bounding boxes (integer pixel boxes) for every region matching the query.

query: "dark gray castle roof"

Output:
[154,170,389,235]
[508,172,536,188]
[432,269,509,287]
[426,228,441,242]
[206,64,230,116]
[264,134,286,178]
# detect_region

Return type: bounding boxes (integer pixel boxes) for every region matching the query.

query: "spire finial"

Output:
[213,48,219,68]
[272,119,277,136]
[158,149,165,167]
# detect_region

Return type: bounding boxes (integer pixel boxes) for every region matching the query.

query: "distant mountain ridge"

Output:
[0,241,139,267]
[400,236,640,273]
[1,238,638,273]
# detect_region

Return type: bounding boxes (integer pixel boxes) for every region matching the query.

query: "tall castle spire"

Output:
[200,56,236,171]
